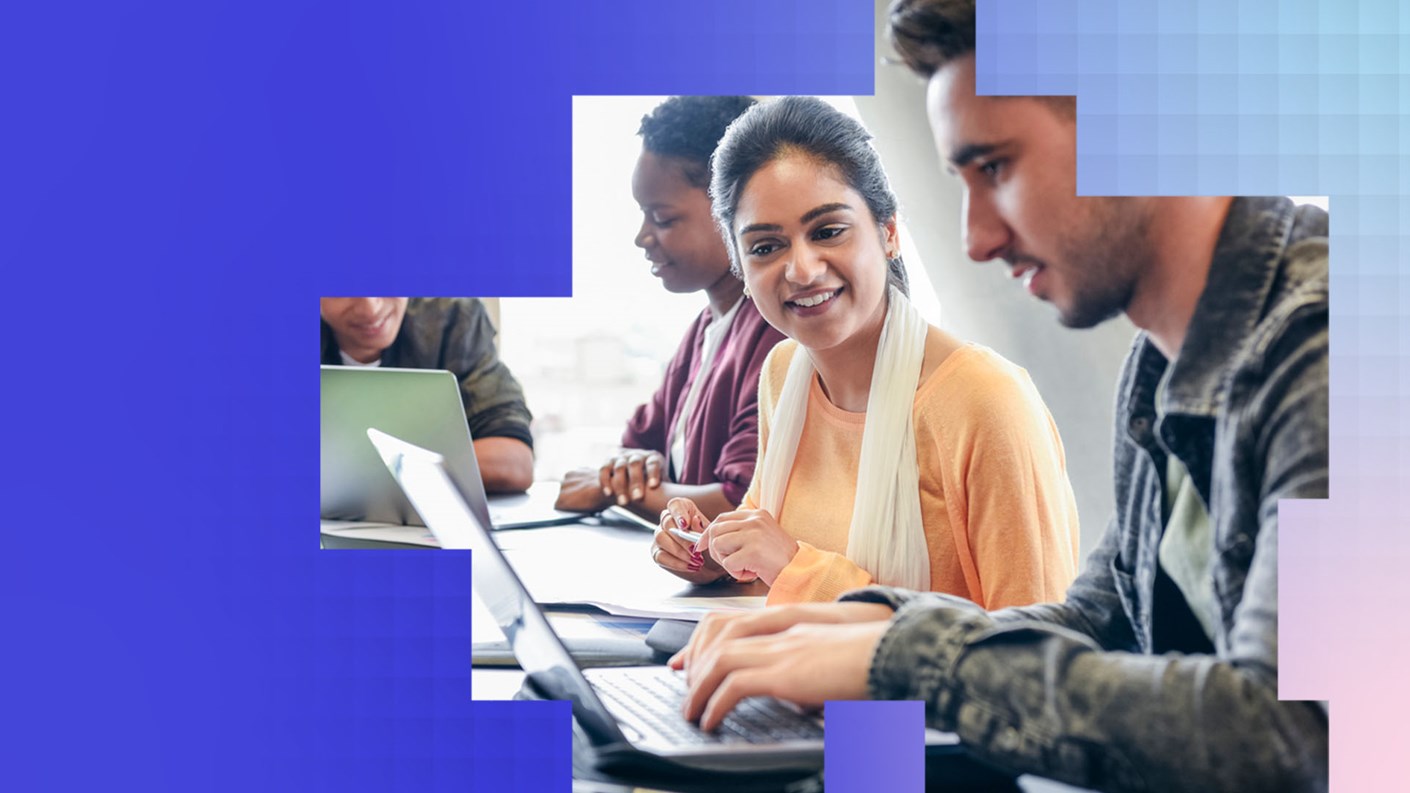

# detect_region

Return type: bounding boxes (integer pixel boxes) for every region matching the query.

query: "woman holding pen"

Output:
[556,96,786,526]
[654,97,1081,607]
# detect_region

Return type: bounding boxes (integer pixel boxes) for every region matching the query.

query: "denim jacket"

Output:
[843,197,1329,792]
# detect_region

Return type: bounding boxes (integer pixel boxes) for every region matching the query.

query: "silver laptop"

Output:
[319,365,581,535]
[367,428,961,774]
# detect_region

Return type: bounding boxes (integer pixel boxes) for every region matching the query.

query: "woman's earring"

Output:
[742,284,751,298]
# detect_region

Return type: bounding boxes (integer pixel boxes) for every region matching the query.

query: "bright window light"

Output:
[501,97,949,479]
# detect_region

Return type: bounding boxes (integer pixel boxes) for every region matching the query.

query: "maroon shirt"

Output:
[621,298,785,505]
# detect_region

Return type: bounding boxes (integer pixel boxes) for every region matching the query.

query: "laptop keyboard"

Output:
[586,666,824,746]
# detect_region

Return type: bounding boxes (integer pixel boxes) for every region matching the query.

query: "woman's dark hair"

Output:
[638,96,758,189]
[709,96,909,295]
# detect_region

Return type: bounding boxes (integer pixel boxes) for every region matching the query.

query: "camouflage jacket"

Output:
[844,197,1329,792]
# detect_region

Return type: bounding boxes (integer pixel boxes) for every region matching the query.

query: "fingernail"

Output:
[631,488,642,500]
[649,478,659,487]
[617,495,627,506]
[602,487,611,496]
[688,562,701,572]
[677,517,687,529]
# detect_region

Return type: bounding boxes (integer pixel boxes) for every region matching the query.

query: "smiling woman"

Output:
[553,97,788,561]
[664,96,1083,609]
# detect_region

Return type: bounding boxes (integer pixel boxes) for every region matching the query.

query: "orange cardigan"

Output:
[743,339,1080,608]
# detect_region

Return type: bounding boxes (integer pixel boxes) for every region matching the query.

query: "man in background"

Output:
[320,297,534,493]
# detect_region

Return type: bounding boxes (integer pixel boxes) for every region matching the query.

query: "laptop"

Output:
[367,428,963,773]
[319,365,582,540]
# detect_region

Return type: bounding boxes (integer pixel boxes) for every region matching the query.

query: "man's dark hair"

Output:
[888,0,1075,119]
[709,96,909,295]
[888,0,977,78]
[638,96,758,189]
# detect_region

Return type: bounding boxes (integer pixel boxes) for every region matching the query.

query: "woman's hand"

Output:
[600,448,666,507]
[698,509,800,586]
[651,497,728,585]
[555,467,612,512]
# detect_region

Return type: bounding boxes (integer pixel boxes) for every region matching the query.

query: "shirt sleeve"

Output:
[766,542,873,605]
[620,385,669,456]
[622,315,703,458]
[841,313,1330,792]
[711,321,785,504]
[934,356,1080,609]
[443,301,534,448]
[850,529,1325,792]
[738,340,789,513]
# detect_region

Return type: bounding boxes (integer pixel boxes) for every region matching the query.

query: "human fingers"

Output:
[660,503,714,574]
[671,610,743,675]
[683,634,778,725]
[664,498,704,537]
[708,507,773,524]
[699,666,780,732]
[674,604,896,674]
[694,622,883,730]
[606,455,634,505]
[567,468,617,510]
[710,513,767,572]
[679,608,802,684]
[692,543,727,578]
[704,522,748,559]
[652,527,694,569]
[695,509,747,555]
[712,539,767,582]
[554,471,587,510]
[694,603,895,651]
[643,452,663,489]
[682,608,812,682]
[654,513,694,557]
[625,453,648,502]
[597,460,614,500]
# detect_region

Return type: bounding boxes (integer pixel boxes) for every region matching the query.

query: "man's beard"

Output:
[1053,198,1148,329]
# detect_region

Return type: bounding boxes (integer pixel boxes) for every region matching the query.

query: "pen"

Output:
[669,526,703,545]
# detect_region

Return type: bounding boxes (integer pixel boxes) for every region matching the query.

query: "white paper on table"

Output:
[319,520,441,547]
[572,595,766,622]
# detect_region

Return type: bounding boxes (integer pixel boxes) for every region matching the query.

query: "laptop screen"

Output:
[321,366,493,530]
[366,429,626,743]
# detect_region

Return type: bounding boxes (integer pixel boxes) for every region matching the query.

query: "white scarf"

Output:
[757,286,930,590]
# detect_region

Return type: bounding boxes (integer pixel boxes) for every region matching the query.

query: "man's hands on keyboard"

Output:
[677,619,891,732]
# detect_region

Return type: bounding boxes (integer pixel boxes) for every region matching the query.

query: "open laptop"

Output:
[319,365,582,541]
[367,428,963,773]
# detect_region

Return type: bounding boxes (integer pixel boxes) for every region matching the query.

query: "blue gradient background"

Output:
[0,2,872,790]
[3,0,1398,788]
[825,701,925,791]
[977,0,1402,789]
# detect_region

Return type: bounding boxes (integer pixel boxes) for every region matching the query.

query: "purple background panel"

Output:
[825,700,925,792]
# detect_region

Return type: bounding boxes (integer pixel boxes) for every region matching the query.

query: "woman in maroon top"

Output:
[556,96,785,538]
